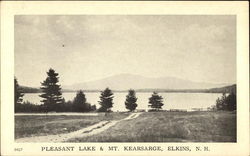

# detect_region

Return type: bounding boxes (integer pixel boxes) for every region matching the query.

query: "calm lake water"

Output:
[22,92,222,111]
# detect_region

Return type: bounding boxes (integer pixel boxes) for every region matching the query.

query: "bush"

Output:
[15,99,97,113]
[56,100,74,112]
[16,101,44,112]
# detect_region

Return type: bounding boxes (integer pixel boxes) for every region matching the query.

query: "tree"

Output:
[216,92,236,111]
[225,92,236,111]
[39,68,63,112]
[216,93,227,110]
[148,92,164,111]
[98,88,114,112]
[14,77,24,112]
[73,90,89,112]
[125,89,138,111]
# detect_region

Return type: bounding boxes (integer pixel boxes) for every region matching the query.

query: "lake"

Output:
[22,92,222,111]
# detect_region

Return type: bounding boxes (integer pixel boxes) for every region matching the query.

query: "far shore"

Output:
[14,112,100,116]
[22,90,227,94]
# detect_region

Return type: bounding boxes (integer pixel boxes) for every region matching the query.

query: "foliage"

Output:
[56,100,74,112]
[148,92,164,111]
[15,99,96,113]
[208,84,236,93]
[98,88,114,112]
[216,92,236,111]
[39,68,63,112]
[15,77,24,113]
[125,89,138,111]
[16,101,44,112]
[72,90,96,112]
[73,90,87,111]
[207,105,217,111]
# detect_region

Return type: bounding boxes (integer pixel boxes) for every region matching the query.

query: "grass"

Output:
[69,111,236,142]
[15,112,130,139]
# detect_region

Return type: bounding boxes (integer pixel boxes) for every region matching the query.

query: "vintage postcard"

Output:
[1,1,249,156]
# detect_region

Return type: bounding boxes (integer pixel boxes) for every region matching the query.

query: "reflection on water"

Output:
[23,92,222,111]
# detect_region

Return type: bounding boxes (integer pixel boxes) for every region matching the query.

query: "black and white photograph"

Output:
[1,1,249,156]
[14,15,237,143]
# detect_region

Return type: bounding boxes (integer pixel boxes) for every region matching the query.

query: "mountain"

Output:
[64,73,230,91]
[20,86,74,93]
[207,84,236,93]
[20,86,41,93]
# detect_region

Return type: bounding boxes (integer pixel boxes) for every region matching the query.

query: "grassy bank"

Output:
[15,112,130,139]
[69,111,236,142]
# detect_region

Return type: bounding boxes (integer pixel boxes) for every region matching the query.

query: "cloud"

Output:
[15,15,236,86]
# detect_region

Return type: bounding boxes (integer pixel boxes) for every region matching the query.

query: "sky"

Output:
[15,15,236,87]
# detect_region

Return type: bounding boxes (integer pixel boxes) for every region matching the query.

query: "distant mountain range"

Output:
[20,74,235,93]
[19,86,73,93]
[206,84,236,94]
[63,74,230,90]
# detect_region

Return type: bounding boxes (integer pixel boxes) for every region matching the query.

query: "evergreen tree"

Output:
[225,92,236,111]
[39,68,63,112]
[98,88,114,112]
[148,92,164,111]
[14,77,24,112]
[216,93,227,110]
[125,89,138,111]
[216,92,236,111]
[73,90,89,112]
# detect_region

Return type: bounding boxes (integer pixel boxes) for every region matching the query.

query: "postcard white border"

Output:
[1,1,249,156]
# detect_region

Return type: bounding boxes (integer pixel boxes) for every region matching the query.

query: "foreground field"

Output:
[15,112,130,139]
[69,111,236,142]
[15,111,236,142]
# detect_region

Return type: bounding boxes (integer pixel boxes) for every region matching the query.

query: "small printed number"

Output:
[14,148,23,151]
